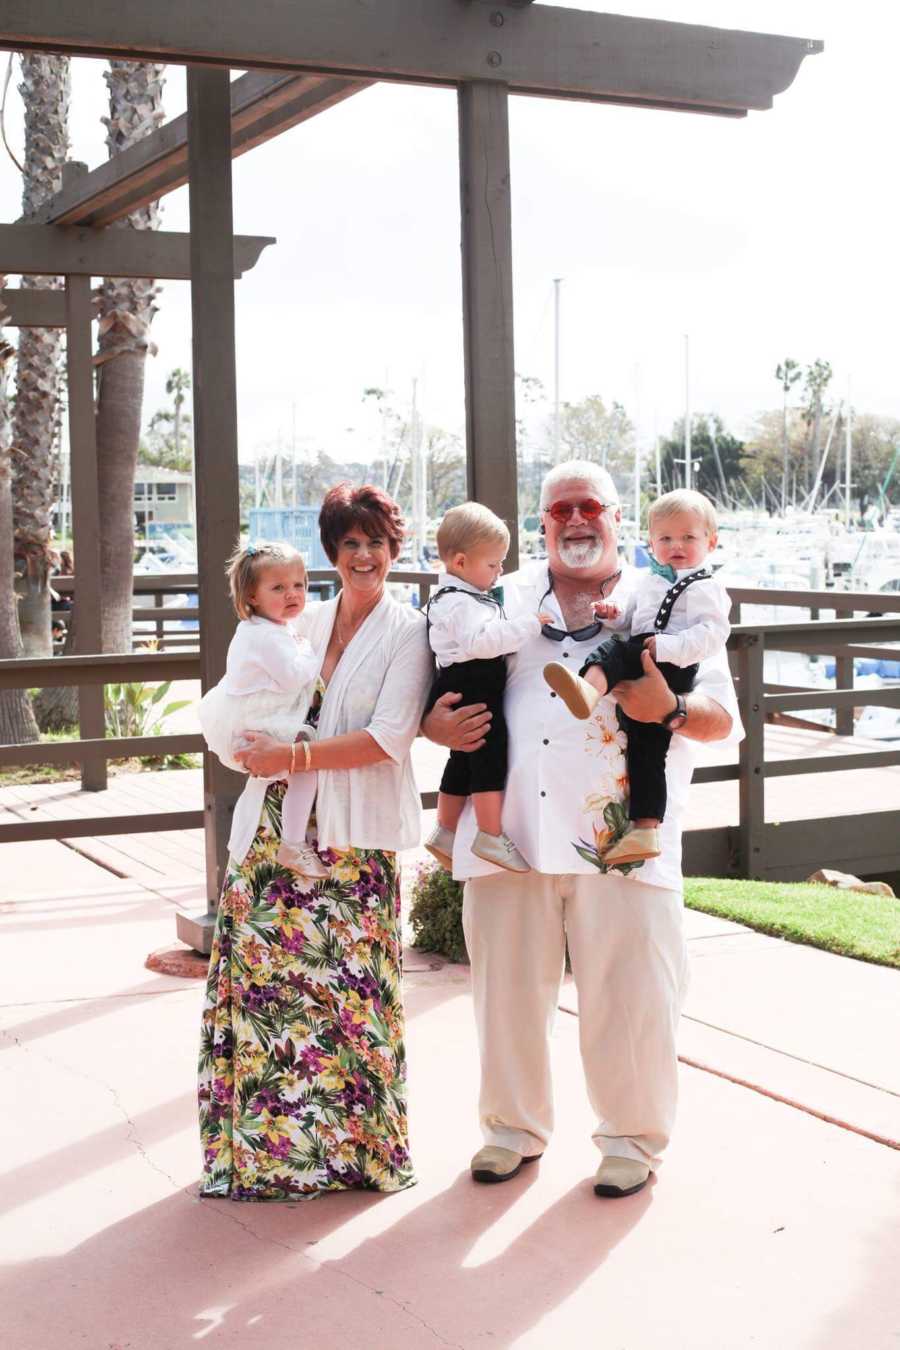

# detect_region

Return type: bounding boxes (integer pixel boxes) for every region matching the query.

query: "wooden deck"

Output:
[1,723,898,888]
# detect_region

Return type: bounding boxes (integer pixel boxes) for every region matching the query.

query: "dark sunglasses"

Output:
[543,498,612,524]
[537,571,620,644]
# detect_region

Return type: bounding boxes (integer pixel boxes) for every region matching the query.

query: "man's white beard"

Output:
[557,537,605,570]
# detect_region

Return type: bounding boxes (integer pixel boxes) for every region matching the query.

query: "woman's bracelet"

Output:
[289,741,296,774]
[302,739,312,772]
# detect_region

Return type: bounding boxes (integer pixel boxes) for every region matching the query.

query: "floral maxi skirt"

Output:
[198,782,415,1200]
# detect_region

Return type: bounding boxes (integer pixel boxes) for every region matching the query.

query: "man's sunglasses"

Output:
[543,498,612,523]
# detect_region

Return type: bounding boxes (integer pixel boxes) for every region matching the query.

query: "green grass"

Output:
[685,876,900,970]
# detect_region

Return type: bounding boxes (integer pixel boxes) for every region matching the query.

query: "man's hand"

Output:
[613,648,677,724]
[642,635,657,659]
[422,690,492,751]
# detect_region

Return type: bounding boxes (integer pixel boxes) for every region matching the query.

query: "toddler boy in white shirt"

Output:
[423,502,553,873]
[544,488,730,866]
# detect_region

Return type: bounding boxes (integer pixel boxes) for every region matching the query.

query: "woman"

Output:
[198,483,433,1201]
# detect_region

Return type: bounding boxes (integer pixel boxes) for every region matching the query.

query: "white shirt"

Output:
[427,571,541,667]
[198,616,320,774]
[451,560,743,894]
[225,592,434,861]
[608,566,731,668]
[221,614,319,696]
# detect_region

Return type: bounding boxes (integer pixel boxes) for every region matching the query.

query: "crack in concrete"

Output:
[0,1024,182,1191]
[3,1025,459,1344]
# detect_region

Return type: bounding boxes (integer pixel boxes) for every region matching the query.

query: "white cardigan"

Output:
[225,591,433,861]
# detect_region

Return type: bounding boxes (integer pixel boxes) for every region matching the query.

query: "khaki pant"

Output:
[462,869,689,1169]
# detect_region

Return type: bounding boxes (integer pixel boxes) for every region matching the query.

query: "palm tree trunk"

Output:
[0,285,40,744]
[95,60,165,654]
[13,55,70,658]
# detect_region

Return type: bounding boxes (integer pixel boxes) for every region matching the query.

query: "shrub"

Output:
[104,679,195,768]
[409,862,468,963]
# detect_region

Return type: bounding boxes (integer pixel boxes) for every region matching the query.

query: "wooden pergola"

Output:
[0,2,821,949]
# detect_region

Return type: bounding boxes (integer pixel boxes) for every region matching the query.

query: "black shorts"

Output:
[425,657,509,795]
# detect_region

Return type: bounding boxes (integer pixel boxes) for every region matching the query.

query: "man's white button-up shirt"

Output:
[451,559,742,894]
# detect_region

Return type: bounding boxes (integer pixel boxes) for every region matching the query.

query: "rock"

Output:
[806,869,895,898]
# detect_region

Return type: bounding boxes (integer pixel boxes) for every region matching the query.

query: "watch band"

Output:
[661,693,687,729]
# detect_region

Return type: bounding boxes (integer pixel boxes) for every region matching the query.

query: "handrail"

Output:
[4,581,900,875]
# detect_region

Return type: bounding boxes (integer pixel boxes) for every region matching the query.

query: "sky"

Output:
[0,1,897,468]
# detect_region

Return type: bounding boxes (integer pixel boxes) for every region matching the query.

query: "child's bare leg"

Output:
[583,665,609,697]
[437,791,466,833]
[472,790,503,837]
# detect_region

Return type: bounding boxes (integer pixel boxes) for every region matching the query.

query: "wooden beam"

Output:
[0,224,273,279]
[32,69,371,228]
[458,81,518,566]
[0,2,822,115]
[187,65,245,921]
[0,287,66,326]
[0,650,201,688]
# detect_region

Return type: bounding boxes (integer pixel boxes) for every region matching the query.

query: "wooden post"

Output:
[65,274,106,792]
[458,81,519,567]
[834,607,854,736]
[179,65,243,954]
[737,633,765,878]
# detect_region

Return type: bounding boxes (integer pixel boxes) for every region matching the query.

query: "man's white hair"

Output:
[539,460,619,509]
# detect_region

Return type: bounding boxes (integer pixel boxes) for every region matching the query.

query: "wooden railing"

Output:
[2,573,900,880]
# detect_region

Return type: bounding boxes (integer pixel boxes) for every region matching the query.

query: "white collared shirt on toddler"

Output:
[427,570,542,667]
[603,565,731,668]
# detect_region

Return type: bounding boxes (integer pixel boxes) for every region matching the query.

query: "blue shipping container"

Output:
[248,507,329,569]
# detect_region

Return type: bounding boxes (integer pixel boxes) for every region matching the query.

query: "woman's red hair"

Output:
[319,482,406,564]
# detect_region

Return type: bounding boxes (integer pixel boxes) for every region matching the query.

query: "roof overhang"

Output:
[0,1,822,118]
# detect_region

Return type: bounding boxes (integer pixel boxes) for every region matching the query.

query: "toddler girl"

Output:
[198,540,326,878]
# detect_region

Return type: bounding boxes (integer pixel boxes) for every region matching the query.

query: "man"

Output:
[424,461,740,1198]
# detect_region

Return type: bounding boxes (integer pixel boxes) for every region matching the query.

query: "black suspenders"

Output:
[653,569,712,632]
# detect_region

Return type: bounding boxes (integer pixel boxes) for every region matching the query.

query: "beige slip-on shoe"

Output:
[542,661,601,719]
[423,824,455,870]
[601,826,661,866]
[471,1145,541,1184]
[594,1156,651,1198]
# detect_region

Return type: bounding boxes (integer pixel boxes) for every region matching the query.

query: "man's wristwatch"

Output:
[660,693,688,731]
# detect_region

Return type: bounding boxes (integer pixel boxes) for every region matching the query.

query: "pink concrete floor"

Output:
[2,836,900,1349]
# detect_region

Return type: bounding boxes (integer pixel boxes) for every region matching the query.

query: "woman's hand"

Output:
[643,635,658,658]
[233,731,293,777]
[422,691,492,751]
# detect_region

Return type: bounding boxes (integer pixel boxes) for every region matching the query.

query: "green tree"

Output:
[143,367,193,471]
[559,393,635,488]
[659,415,746,504]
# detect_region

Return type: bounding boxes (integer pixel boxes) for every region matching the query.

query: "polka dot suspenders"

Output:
[654,569,712,632]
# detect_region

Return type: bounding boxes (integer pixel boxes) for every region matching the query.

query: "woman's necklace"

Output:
[334,595,379,651]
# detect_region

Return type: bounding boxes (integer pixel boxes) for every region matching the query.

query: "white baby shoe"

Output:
[277,842,329,878]
[471,831,530,873]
